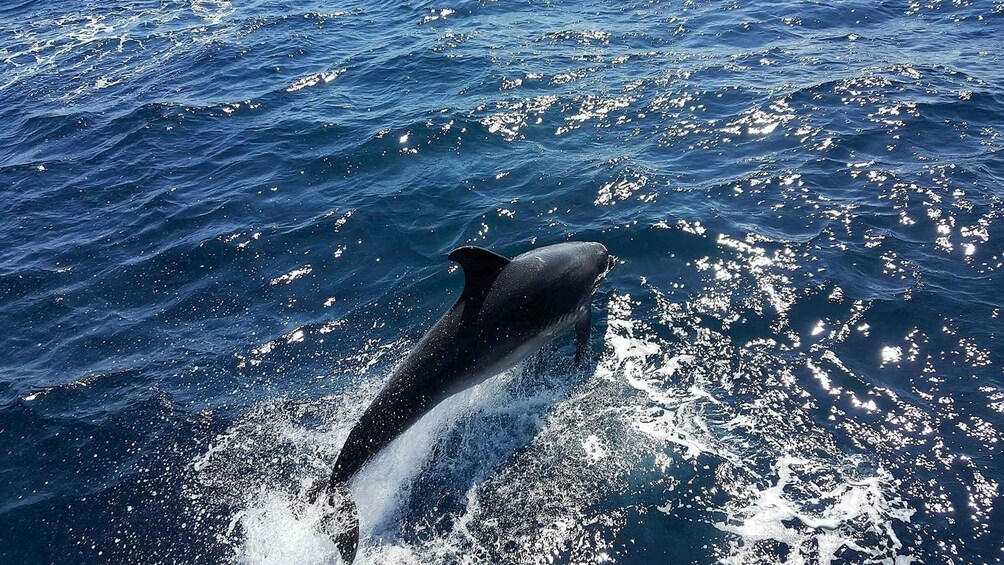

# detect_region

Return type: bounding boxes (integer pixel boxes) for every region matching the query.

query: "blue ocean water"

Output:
[2,0,1003,563]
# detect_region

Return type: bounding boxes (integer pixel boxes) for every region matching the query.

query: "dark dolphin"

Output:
[324,241,612,562]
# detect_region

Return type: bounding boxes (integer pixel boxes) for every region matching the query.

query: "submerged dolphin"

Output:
[323,241,612,563]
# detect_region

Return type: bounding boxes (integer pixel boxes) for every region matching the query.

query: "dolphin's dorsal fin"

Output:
[448,246,510,298]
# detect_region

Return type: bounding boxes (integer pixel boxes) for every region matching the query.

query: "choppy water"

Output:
[2,0,1003,563]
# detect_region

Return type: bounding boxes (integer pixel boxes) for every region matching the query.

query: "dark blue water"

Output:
[2,1,1003,563]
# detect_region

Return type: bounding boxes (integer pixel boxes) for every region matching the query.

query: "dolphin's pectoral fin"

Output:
[448,246,511,298]
[574,308,591,365]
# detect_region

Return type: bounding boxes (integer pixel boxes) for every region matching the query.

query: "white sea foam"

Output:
[286,69,347,92]
[712,457,915,565]
[235,492,340,565]
[191,0,235,25]
[270,265,312,285]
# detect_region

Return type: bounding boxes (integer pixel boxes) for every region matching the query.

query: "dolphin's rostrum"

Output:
[324,241,612,562]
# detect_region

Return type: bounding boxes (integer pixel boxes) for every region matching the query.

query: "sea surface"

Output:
[2,0,1003,563]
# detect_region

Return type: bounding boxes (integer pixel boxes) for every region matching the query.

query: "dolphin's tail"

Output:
[323,480,359,564]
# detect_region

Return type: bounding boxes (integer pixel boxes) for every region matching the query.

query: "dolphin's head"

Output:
[573,241,614,291]
[454,241,613,365]
[512,241,612,303]
[494,241,612,344]
[467,241,614,323]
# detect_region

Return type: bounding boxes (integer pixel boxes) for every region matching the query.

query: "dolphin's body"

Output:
[325,241,612,562]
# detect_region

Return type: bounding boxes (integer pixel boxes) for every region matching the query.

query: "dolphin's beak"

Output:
[600,253,616,279]
[595,253,615,290]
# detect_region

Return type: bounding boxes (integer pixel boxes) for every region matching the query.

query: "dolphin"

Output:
[322,241,613,563]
